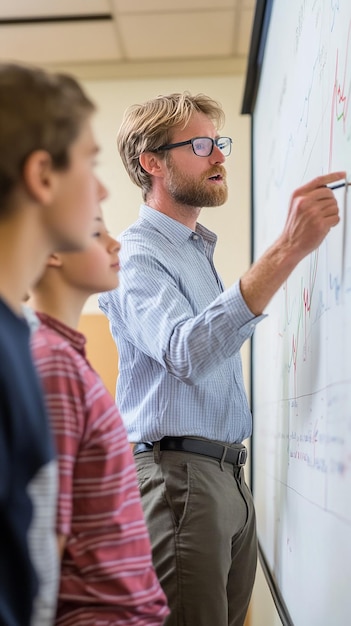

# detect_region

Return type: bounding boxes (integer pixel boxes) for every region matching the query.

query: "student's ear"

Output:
[22,150,57,205]
[46,253,63,269]
[139,152,165,178]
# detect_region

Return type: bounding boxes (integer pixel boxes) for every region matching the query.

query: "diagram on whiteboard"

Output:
[252,1,351,623]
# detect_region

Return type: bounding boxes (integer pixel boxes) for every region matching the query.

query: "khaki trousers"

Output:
[134,445,257,626]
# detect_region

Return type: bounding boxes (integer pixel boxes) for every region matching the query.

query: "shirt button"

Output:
[192,234,199,240]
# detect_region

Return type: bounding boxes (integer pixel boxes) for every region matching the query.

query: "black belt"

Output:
[133,436,247,467]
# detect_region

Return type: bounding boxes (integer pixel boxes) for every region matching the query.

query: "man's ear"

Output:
[22,150,57,205]
[46,253,63,268]
[139,152,165,178]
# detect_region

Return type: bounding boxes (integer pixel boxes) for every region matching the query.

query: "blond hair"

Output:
[0,63,95,215]
[117,92,225,201]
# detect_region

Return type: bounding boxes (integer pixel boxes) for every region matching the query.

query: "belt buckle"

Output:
[237,447,247,467]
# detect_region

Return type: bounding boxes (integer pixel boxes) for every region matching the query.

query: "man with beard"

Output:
[99,92,344,626]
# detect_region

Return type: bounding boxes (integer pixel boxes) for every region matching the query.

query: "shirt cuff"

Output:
[224,280,267,337]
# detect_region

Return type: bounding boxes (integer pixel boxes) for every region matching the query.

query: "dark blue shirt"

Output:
[0,298,58,625]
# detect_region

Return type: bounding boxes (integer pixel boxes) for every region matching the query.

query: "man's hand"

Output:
[280,171,346,260]
[240,171,346,316]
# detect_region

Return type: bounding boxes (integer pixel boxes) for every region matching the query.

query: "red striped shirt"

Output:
[31,313,169,626]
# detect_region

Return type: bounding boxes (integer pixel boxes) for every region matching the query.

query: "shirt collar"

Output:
[22,304,40,335]
[140,204,218,247]
[36,312,87,356]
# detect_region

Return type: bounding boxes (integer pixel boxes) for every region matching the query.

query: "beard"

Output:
[166,158,228,208]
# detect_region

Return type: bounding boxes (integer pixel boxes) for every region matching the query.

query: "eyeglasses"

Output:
[155,136,232,157]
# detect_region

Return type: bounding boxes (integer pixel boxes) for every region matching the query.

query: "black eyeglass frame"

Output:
[155,136,232,157]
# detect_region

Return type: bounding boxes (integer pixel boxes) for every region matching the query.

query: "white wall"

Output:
[80,71,280,625]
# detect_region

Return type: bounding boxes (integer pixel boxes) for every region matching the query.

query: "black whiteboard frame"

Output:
[242,1,294,624]
[258,543,294,626]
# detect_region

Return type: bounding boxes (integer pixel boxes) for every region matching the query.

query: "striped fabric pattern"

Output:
[99,204,265,445]
[31,313,169,626]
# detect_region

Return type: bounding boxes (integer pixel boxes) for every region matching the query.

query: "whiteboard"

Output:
[244,1,351,624]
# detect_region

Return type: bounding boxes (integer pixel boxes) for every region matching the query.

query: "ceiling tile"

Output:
[112,0,238,12]
[236,8,255,56]
[0,21,121,64]
[0,1,256,76]
[119,10,236,60]
[0,0,111,19]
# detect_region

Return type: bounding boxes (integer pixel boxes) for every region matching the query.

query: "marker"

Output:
[326,181,351,190]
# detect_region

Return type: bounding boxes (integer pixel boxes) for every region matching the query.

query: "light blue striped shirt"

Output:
[99,204,264,444]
